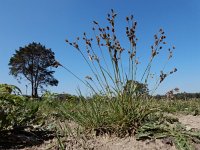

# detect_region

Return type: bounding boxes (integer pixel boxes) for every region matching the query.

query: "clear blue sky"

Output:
[0,0,200,95]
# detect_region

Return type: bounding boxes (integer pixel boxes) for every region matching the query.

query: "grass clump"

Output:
[59,97,158,137]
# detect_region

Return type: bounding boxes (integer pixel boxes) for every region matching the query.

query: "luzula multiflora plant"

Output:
[64,9,177,99]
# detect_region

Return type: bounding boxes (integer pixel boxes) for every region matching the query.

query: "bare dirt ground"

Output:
[2,115,200,150]
[21,135,177,150]
[178,115,200,130]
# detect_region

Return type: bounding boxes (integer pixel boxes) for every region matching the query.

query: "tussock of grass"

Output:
[58,97,158,137]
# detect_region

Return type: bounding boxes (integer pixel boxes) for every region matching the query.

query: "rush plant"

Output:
[63,9,176,99]
[56,8,178,139]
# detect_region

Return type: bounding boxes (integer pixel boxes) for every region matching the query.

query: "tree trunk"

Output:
[31,83,34,97]
[31,83,38,98]
[34,87,38,98]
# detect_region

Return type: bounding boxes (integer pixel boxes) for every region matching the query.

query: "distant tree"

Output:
[9,42,59,98]
[123,80,149,97]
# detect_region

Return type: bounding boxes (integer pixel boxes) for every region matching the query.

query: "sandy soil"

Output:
[88,136,176,150]
[16,115,200,150]
[21,135,176,150]
[178,115,200,130]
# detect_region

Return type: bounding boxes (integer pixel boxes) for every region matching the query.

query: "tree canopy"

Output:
[123,80,149,97]
[9,42,59,98]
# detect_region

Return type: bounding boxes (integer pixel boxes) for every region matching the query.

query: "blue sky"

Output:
[0,0,200,95]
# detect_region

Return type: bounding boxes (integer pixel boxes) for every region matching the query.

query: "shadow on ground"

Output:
[0,127,55,149]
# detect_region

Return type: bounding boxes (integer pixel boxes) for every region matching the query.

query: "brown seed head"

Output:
[52,61,62,68]
[152,49,157,57]
[163,42,167,44]
[74,43,79,49]
[111,20,114,27]
[93,21,98,25]
[135,59,139,64]
[94,55,99,62]
[155,40,159,46]
[174,87,179,92]
[160,71,167,83]
[113,35,116,40]
[96,36,100,45]
[168,51,173,59]
[130,15,133,20]
[161,35,166,39]
[112,28,115,32]
[85,76,93,81]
